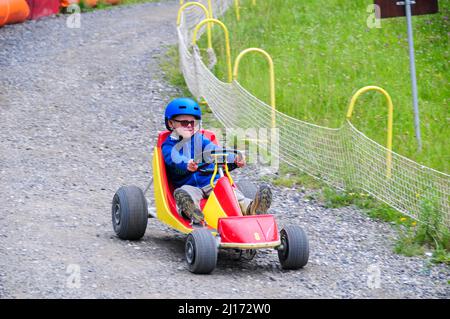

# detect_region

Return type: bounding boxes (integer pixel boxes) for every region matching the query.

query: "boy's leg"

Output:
[201,184,252,215]
[200,183,272,215]
[233,188,252,215]
[174,185,205,224]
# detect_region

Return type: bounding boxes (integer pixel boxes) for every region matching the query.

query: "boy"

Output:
[162,98,272,225]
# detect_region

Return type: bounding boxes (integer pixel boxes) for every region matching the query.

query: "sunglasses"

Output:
[171,119,199,127]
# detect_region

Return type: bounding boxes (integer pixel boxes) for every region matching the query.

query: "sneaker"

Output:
[246,184,272,216]
[190,209,205,226]
[174,189,204,224]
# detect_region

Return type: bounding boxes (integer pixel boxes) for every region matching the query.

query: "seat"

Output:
[156,129,219,224]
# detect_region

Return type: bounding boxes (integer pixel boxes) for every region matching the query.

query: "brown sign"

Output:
[374,0,439,18]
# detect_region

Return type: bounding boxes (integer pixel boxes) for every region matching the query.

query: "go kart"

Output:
[111,129,309,274]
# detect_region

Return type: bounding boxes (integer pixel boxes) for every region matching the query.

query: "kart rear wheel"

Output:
[185,229,217,274]
[112,186,148,240]
[278,225,309,269]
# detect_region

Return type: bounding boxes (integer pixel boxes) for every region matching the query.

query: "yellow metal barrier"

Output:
[233,48,276,128]
[346,86,394,177]
[177,2,212,49]
[179,0,213,19]
[234,0,240,21]
[193,18,233,83]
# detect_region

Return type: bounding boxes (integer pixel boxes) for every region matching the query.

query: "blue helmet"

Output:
[164,98,202,130]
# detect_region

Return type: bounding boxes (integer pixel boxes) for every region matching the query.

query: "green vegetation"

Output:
[259,164,324,190]
[201,0,449,173]
[160,46,192,97]
[320,186,450,264]
[258,163,449,264]
[76,0,161,12]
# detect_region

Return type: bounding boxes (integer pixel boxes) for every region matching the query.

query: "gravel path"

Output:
[0,1,448,299]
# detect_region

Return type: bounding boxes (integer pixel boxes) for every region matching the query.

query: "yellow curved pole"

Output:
[177,2,212,49]
[233,48,276,128]
[193,18,233,83]
[180,0,213,19]
[209,155,235,188]
[223,162,235,186]
[346,86,394,177]
[234,0,240,21]
[253,0,256,5]
[210,160,218,189]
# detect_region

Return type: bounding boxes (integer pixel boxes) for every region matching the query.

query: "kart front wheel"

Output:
[185,229,217,274]
[112,186,148,240]
[278,225,309,269]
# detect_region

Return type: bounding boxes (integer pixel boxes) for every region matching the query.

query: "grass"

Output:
[199,0,449,174]
[73,0,162,12]
[260,164,324,189]
[160,46,192,97]
[320,186,450,264]
[257,161,449,264]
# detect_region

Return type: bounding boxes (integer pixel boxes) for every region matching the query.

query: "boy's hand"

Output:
[235,153,246,168]
[187,159,199,172]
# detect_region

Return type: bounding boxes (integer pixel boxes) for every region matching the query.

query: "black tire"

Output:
[185,229,218,274]
[112,186,148,240]
[236,179,258,199]
[278,225,309,270]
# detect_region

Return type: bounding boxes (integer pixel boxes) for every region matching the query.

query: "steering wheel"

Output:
[195,148,243,174]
